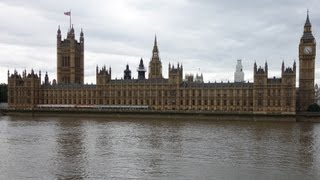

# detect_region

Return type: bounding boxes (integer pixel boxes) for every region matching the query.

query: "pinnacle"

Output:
[305,10,311,27]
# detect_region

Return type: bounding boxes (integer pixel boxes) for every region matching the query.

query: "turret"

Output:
[281,62,295,75]
[281,61,296,112]
[254,62,257,73]
[137,58,146,80]
[124,64,132,80]
[80,28,84,44]
[96,65,111,85]
[254,62,268,85]
[57,25,61,45]
[44,72,49,85]
[57,26,61,37]
[67,24,75,39]
[265,61,268,77]
[169,63,183,84]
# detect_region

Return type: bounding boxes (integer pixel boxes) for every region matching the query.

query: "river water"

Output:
[0,116,319,179]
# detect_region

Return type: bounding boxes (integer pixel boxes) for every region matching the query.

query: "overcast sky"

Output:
[0,0,320,85]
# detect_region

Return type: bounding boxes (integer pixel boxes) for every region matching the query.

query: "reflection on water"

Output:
[0,116,319,179]
[53,120,88,179]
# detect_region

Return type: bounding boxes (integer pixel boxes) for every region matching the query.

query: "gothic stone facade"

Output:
[8,14,315,114]
[57,25,84,84]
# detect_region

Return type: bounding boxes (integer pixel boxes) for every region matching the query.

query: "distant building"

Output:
[194,73,204,83]
[184,74,194,82]
[234,59,244,82]
[7,13,316,114]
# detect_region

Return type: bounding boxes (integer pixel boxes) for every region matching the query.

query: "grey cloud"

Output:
[0,0,319,84]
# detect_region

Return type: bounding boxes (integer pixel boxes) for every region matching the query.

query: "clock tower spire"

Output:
[298,11,316,111]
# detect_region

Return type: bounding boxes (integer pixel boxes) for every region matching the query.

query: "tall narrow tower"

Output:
[298,11,316,111]
[234,59,244,82]
[57,26,84,84]
[148,36,163,79]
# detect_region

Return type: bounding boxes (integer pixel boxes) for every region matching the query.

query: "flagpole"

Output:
[70,9,72,30]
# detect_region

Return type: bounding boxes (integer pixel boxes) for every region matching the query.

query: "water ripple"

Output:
[0,116,319,179]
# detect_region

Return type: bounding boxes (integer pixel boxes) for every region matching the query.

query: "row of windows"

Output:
[10,98,39,104]
[75,57,81,68]
[256,89,294,96]
[12,96,292,108]
[101,87,252,97]
[42,90,257,101]
[42,89,293,100]
[40,98,255,107]
[44,90,95,97]
[61,56,70,67]
[61,76,70,84]
[257,99,293,106]
[61,56,81,68]
[101,90,254,97]
[10,90,40,96]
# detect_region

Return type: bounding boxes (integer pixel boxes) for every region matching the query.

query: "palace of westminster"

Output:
[7,13,317,114]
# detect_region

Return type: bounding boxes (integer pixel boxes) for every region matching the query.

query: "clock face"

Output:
[304,46,312,55]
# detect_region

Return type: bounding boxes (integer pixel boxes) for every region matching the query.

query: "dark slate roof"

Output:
[302,32,314,40]
[109,78,169,84]
[43,84,96,89]
[138,58,146,71]
[267,77,282,84]
[181,82,253,88]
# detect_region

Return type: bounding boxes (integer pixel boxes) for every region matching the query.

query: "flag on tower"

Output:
[64,10,72,30]
[64,11,71,16]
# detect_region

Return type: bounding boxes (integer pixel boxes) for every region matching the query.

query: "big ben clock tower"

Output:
[298,11,316,111]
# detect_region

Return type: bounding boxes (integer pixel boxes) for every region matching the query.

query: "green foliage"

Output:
[307,103,320,112]
[0,83,8,103]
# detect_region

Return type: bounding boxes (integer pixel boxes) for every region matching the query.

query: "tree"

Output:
[307,103,320,112]
[0,83,8,103]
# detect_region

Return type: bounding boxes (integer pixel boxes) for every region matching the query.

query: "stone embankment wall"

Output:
[2,109,300,122]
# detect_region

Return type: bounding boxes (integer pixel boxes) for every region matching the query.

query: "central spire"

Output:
[153,35,158,53]
[149,35,162,79]
[305,10,311,28]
